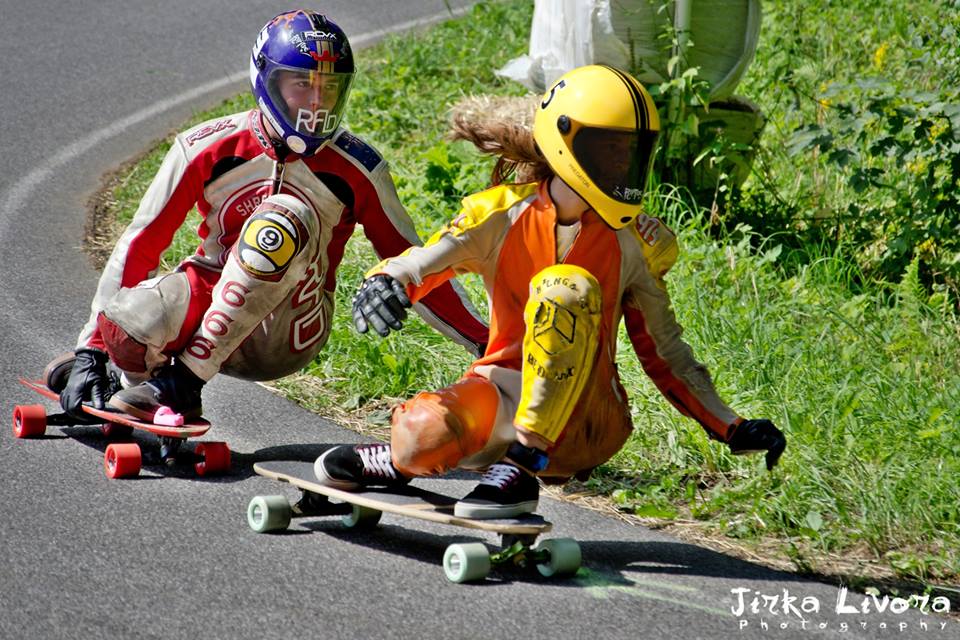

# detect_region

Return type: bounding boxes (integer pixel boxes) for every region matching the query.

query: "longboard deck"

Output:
[19,378,210,438]
[254,460,552,536]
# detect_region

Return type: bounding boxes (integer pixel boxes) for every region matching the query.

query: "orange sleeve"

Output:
[622,298,739,442]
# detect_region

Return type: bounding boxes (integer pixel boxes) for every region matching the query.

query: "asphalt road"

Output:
[0,2,952,639]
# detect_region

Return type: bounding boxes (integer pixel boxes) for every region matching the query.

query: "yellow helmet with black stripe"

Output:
[534,65,661,229]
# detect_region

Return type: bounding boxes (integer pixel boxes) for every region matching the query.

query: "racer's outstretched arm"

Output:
[351,159,488,354]
[622,286,739,440]
[353,198,503,342]
[623,284,785,469]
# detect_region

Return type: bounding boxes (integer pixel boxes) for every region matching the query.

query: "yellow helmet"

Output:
[534,65,660,229]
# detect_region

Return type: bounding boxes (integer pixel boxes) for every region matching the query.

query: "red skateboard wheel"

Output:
[12,405,46,438]
[194,441,231,476]
[104,443,142,479]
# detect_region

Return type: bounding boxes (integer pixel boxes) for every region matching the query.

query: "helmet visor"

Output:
[265,66,353,140]
[571,127,660,204]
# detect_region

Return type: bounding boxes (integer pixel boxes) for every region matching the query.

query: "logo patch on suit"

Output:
[532,299,576,355]
[237,208,304,281]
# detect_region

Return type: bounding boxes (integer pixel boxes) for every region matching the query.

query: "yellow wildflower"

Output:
[907,158,929,174]
[928,120,948,142]
[873,42,889,70]
[818,82,832,108]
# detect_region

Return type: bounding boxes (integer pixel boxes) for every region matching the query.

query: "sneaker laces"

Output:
[145,363,202,405]
[357,444,399,480]
[477,463,521,490]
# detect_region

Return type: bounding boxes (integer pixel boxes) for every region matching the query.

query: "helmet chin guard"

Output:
[534,65,661,229]
[250,10,355,156]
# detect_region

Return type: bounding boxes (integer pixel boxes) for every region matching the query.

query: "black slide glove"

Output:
[352,275,412,338]
[727,419,787,471]
[60,348,110,419]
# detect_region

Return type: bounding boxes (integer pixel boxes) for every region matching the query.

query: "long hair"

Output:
[449,95,553,186]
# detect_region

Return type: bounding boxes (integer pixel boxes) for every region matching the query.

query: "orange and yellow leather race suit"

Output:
[376,180,742,480]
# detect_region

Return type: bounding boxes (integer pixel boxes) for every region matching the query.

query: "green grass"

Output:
[605,198,960,583]
[99,1,960,588]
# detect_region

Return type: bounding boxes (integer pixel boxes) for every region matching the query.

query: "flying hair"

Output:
[449,95,553,186]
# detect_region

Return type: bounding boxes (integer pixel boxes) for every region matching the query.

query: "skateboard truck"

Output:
[291,490,352,517]
[157,436,184,466]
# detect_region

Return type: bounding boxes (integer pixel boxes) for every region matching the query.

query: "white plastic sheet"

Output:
[497,0,761,101]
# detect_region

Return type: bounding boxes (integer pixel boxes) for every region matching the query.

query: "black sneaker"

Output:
[108,360,204,421]
[313,444,410,490]
[454,462,539,519]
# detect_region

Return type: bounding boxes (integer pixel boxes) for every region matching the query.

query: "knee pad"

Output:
[97,313,154,373]
[526,264,602,351]
[98,273,191,372]
[517,264,603,444]
[234,194,317,282]
[391,377,499,477]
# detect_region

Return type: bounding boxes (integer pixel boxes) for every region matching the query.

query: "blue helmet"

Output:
[250,10,355,155]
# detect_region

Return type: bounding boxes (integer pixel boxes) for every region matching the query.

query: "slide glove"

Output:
[727,419,786,471]
[352,274,412,338]
[60,348,110,419]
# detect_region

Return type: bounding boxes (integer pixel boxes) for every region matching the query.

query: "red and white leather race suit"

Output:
[78,109,487,381]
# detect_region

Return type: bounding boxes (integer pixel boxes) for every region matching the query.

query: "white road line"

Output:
[1,71,248,223]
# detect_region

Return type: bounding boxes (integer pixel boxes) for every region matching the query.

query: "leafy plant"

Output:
[643,1,736,210]
[731,0,960,300]
[789,79,960,292]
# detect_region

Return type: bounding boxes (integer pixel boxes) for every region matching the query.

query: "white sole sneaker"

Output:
[453,499,538,519]
[313,447,361,490]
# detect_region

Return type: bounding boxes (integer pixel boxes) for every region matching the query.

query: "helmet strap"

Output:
[270,159,287,196]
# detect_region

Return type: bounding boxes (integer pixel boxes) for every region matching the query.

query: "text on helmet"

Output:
[303,30,338,40]
[295,108,339,135]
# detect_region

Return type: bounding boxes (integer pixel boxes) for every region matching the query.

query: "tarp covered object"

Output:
[498,0,761,101]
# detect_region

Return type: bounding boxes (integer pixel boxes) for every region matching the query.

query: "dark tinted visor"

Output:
[571,127,659,203]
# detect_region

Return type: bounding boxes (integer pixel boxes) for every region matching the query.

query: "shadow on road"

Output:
[579,538,808,585]
[34,430,484,484]
[53,429,340,482]
[276,516,808,588]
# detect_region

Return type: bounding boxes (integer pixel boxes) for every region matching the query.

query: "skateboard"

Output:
[13,378,231,479]
[247,460,581,583]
